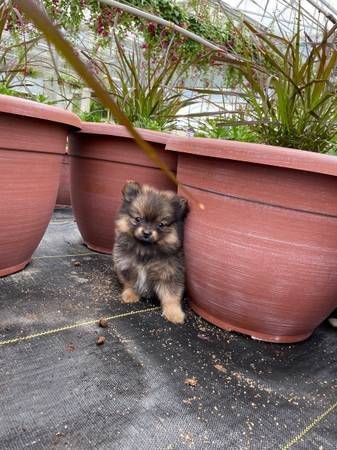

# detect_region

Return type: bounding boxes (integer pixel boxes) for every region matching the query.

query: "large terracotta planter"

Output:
[167,136,337,343]
[0,95,80,276]
[68,123,176,254]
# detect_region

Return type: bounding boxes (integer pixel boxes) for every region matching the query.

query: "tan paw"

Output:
[121,288,140,304]
[162,306,185,324]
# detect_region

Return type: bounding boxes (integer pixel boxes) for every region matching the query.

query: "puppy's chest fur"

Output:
[114,238,184,297]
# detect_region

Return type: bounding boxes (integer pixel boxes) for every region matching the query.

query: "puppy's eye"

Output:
[157,222,165,229]
[134,217,142,223]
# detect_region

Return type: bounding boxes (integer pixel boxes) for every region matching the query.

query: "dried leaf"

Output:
[98,318,108,328]
[214,364,226,373]
[184,377,198,387]
[96,336,106,345]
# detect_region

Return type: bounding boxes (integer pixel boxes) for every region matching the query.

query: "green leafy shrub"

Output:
[196,118,259,142]
[193,10,337,153]
[235,15,337,153]
[84,35,200,130]
[79,110,105,122]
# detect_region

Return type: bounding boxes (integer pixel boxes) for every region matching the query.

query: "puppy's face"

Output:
[116,181,188,250]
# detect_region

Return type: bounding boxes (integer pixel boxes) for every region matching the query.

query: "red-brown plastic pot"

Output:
[55,154,71,208]
[68,123,177,254]
[0,95,80,277]
[167,135,337,343]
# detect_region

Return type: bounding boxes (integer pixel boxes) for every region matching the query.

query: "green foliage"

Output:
[120,0,232,67]
[32,1,240,72]
[196,118,259,142]
[120,0,228,42]
[194,10,337,152]
[43,0,97,34]
[79,110,105,122]
[57,72,84,89]
[328,144,337,156]
[0,85,55,104]
[133,116,163,131]
[235,14,337,153]
[7,1,254,88]
[0,85,24,97]
[84,35,200,130]
[78,97,108,122]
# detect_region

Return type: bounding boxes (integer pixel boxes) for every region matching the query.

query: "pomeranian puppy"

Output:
[113,181,188,324]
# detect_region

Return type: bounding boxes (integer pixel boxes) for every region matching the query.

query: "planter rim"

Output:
[77,122,171,145]
[0,94,81,129]
[166,135,337,177]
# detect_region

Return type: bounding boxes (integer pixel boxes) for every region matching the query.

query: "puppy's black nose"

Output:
[142,230,152,239]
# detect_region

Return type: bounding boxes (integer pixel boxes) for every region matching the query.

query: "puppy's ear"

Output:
[172,195,189,220]
[122,181,141,202]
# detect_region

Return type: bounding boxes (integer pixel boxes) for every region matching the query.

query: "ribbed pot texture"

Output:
[166,135,337,343]
[56,154,71,207]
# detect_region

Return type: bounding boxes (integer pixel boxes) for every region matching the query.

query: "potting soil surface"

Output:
[1,209,336,450]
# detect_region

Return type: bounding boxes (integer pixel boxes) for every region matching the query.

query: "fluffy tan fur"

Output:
[113,182,188,324]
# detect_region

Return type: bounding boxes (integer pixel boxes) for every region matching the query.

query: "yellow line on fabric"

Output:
[280,400,337,450]
[50,220,74,225]
[0,307,161,346]
[33,252,110,259]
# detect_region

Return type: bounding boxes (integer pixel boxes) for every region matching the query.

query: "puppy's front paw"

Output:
[328,317,337,328]
[162,306,185,324]
[121,288,140,304]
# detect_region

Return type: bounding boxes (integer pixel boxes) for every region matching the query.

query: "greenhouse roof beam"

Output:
[275,0,326,32]
[305,0,337,24]
[215,0,326,32]
[210,0,269,31]
[318,0,337,20]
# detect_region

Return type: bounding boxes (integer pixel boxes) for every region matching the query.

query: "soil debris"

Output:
[96,336,106,345]
[214,363,226,373]
[73,261,81,267]
[185,377,198,387]
[52,431,65,446]
[65,342,75,352]
[180,432,194,447]
[98,318,108,328]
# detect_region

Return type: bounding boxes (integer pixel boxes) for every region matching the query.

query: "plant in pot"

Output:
[166,13,337,342]
[0,2,81,276]
[69,35,199,253]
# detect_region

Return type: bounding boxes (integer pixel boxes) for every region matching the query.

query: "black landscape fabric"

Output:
[0,209,336,450]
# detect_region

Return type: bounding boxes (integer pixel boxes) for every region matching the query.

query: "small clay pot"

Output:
[68,123,177,254]
[167,135,337,343]
[0,95,80,276]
